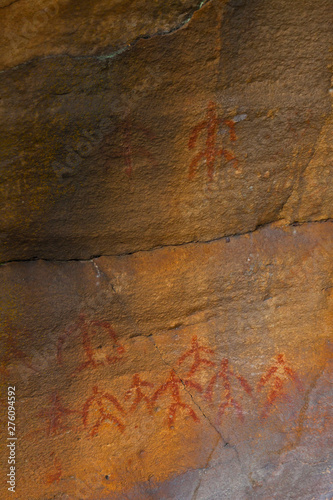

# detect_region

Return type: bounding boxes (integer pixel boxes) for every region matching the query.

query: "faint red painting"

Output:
[257,353,303,418]
[46,453,62,484]
[188,101,238,181]
[152,369,200,427]
[83,385,125,437]
[103,115,157,178]
[125,374,154,413]
[38,391,80,437]
[177,335,216,392]
[57,314,125,377]
[205,358,253,423]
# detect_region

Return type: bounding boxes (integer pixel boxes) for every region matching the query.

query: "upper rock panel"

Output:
[0,0,332,261]
[0,0,209,70]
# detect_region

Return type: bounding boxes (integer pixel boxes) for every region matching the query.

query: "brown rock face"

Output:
[0,0,209,70]
[0,0,332,499]
[1,0,332,261]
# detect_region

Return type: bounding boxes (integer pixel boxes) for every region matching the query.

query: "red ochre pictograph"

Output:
[124,374,154,413]
[177,335,216,392]
[188,101,238,181]
[46,454,62,484]
[205,358,253,423]
[104,115,157,179]
[30,332,305,438]
[38,391,80,437]
[83,385,125,437]
[152,369,200,427]
[57,314,125,377]
[257,353,303,419]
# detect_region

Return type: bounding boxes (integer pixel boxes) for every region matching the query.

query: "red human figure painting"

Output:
[152,370,199,427]
[38,391,80,437]
[46,453,62,484]
[103,115,157,178]
[89,318,125,364]
[257,353,303,419]
[57,314,125,377]
[205,358,253,423]
[82,385,125,437]
[177,335,216,392]
[188,101,238,181]
[121,117,157,178]
[124,374,154,413]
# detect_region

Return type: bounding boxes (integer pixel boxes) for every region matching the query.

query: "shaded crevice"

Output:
[0,217,332,267]
[191,433,222,500]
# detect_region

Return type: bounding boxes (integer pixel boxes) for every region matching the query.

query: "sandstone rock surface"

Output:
[0,1,332,499]
[0,0,332,261]
[0,0,209,70]
[1,221,332,499]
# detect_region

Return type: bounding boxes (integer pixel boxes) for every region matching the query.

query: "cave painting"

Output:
[57,314,125,377]
[38,391,80,437]
[257,353,303,419]
[125,374,154,413]
[188,101,238,181]
[83,385,125,437]
[46,454,62,485]
[152,369,200,427]
[34,330,303,437]
[205,358,253,422]
[177,335,216,392]
[104,115,157,178]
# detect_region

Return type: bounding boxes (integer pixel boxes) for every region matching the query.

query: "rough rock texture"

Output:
[1,222,332,499]
[0,0,211,70]
[0,0,332,499]
[1,0,332,261]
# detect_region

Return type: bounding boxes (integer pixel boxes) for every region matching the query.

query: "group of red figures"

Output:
[38,316,304,439]
[109,101,238,181]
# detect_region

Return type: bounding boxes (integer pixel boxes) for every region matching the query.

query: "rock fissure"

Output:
[0,0,21,9]
[191,433,222,500]
[1,218,332,267]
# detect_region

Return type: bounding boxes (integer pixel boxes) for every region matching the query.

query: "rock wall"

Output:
[0,1,332,499]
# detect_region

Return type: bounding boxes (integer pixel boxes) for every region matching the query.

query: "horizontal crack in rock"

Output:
[1,218,332,266]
